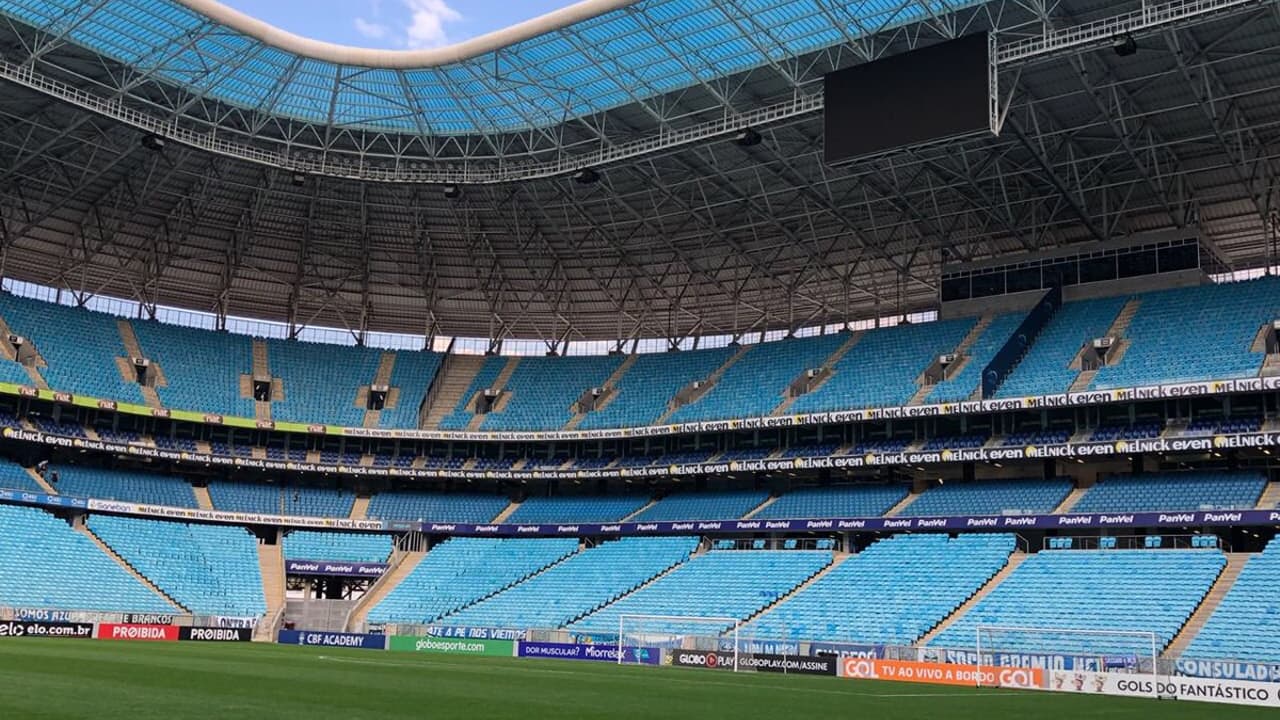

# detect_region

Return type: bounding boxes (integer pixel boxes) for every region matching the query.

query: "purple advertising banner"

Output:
[278,629,386,650]
[285,559,388,577]
[517,641,660,665]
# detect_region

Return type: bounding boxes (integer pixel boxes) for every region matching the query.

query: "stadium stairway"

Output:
[772,332,864,415]
[361,352,399,428]
[350,495,370,519]
[741,495,780,519]
[421,355,487,429]
[1068,298,1140,392]
[916,552,1028,645]
[884,488,923,517]
[492,501,521,523]
[116,319,163,408]
[908,314,993,405]
[1257,481,1280,509]
[1051,480,1094,514]
[192,485,214,510]
[740,553,849,625]
[559,543,704,626]
[655,344,751,424]
[255,539,286,641]
[345,549,426,632]
[466,357,520,431]
[1163,552,1250,657]
[78,523,186,612]
[0,313,50,389]
[24,466,57,494]
[247,339,282,422]
[620,499,658,521]
[565,354,638,430]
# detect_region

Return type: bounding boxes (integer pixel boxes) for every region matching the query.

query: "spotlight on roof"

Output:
[572,168,600,185]
[733,128,763,147]
[290,172,307,187]
[442,184,462,200]
[140,134,166,152]
[1112,33,1138,57]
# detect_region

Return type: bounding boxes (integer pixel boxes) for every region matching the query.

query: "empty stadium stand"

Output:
[365,491,508,523]
[1183,538,1280,663]
[283,531,394,563]
[130,319,255,418]
[751,485,907,520]
[207,480,354,517]
[0,458,43,492]
[746,534,1015,644]
[479,355,624,431]
[439,536,699,629]
[568,549,833,637]
[996,296,1128,398]
[52,465,197,508]
[265,339,382,427]
[579,347,734,430]
[367,537,579,624]
[931,549,1226,655]
[0,505,174,613]
[88,515,266,617]
[629,490,769,522]
[926,314,1024,403]
[1072,471,1267,513]
[505,495,651,524]
[900,478,1072,517]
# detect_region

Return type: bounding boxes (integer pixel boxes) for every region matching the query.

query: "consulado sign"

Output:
[389,636,514,656]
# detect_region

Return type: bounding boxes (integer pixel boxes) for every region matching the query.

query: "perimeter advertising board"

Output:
[277,630,385,650]
[389,636,513,656]
[0,620,93,639]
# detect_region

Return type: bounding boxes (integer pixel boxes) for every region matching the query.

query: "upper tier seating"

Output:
[265,339,381,427]
[53,465,197,508]
[0,294,143,404]
[792,320,974,413]
[926,314,1025,403]
[1093,278,1280,389]
[579,347,734,430]
[752,485,907,520]
[0,357,32,385]
[1184,537,1280,663]
[378,350,444,429]
[747,534,1015,644]
[1072,471,1266,513]
[439,536,699,630]
[629,490,769,522]
[0,458,42,492]
[283,531,394,563]
[931,549,1226,654]
[207,480,354,517]
[131,319,255,418]
[901,478,1072,517]
[367,537,579,624]
[995,296,1128,398]
[568,550,833,636]
[480,355,624,431]
[506,495,650,524]
[365,491,508,523]
[670,333,848,422]
[439,357,506,430]
[0,505,173,613]
[88,515,266,617]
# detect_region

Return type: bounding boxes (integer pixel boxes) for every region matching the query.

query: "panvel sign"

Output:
[277,630,386,650]
[98,624,179,642]
[517,641,659,665]
[389,636,514,656]
[839,659,1044,690]
[285,559,388,578]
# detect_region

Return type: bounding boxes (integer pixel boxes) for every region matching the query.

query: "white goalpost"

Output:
[617,614,742,670]
[975,625,1159,692]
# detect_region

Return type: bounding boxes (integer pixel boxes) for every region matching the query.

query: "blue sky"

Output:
[220,0,576,49]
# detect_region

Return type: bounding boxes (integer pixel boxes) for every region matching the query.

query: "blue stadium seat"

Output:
[1184,538,1280,663]
[1073,471,1266,513]
[902,478,1071,517]
[53,465,197,508]
[283,530,393,563]
[629,490,769,522]
[753,485,907,520]
[996,296,1128,398]
[579,348,734,430]
[506,495,650,524]
[365,491,508,523]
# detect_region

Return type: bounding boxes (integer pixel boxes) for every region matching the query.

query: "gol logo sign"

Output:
[842,657,878,679]
[997,668,1042,689]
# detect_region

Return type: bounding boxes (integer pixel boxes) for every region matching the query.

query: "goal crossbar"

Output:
[975,625,1158,690]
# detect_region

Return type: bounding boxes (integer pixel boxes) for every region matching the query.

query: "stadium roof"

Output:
[0,0,1276,346]
[0,0,985,134]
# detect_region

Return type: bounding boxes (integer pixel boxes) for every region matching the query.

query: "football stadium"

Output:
[0,0,1279,716]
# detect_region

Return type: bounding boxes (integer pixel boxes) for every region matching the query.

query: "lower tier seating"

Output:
[1072,471,1266,513]
[1184,538,1280,663]
[367,538,579,624]
[931,549,1225,655]
[439,536,699,630]
[88,514,266,618]
[0,505,173,613]
[746,534,1015,644]
[283,531,394,563]
[567,549,833,637]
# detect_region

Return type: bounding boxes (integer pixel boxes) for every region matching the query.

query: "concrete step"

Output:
[566,354,638,429]
[917,553,1027,645]
[492,501,521,524]
[421,355,488,429]
[24,467,58,494]
[741,495,779,520]
[350,496,370,520]
[346,550,425,633]
[254,540,286,641]
[1052,483,1093,515]
[79,525,185,612]
[192,485,214,510]
[657,344,751,423]
[742,554,845,625]
[1164,553,1250,657]
[773,331,864,415]
[1257,481,1280,509]
[884,489,921,518]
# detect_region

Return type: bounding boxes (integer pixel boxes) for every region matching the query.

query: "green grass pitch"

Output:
[0,639,1270,719]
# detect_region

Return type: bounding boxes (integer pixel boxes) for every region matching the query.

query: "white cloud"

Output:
[402,0,462,49]
[354,17,389,40]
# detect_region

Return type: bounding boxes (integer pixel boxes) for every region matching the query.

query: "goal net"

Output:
[617,614,742,670]
[975,626,1158,691]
